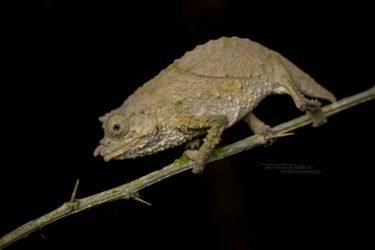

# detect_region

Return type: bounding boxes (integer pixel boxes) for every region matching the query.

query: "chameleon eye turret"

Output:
[106,113,129,139]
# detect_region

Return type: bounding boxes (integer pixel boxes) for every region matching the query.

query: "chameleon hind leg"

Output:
[270,63,327,127]
[243,112,275,146]
[270,54,328,126]
[282,81,326,127]
[243,112,271,134]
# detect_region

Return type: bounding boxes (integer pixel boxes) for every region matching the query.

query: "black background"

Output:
[1,1,374,250]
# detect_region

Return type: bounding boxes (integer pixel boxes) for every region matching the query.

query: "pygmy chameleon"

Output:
[94,37,336,173]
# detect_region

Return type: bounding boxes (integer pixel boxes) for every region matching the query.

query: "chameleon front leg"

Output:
[174,114,228,174]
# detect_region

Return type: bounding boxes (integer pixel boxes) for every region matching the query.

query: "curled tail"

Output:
[278,54,337,102]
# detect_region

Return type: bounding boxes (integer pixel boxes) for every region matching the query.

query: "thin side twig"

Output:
[0,86,374,249]
[70,179,80,202]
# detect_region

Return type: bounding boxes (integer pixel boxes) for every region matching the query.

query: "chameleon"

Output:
[94,36,336,173]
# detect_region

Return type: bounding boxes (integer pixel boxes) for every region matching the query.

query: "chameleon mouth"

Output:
[104,152,117,162]
[93,144,124,161]
[93,145,110,159]
[93,135,149,161]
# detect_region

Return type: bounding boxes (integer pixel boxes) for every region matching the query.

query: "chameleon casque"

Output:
[94,37,336,173]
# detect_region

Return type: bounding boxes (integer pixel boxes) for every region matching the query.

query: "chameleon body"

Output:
[94,37,336,173]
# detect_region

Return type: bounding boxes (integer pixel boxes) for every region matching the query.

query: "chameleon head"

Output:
[94,108,160,161]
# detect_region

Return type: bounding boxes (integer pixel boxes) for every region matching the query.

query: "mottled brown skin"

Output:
[94,37,336,173]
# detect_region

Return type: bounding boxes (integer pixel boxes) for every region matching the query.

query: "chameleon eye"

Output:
[113,123,121,131]
[106,113,129,139]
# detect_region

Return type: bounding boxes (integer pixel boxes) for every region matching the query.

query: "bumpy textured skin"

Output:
[94,37,336,173]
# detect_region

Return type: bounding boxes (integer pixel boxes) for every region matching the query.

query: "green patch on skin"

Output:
[169,62,182,71]
[175,100,183,106]
[138,86,144,94]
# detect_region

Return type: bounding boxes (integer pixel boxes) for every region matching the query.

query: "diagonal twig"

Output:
[0,86,374,249]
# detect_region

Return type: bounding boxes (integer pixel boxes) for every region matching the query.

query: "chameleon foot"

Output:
[300,99,326,127]
[184,150,206,174]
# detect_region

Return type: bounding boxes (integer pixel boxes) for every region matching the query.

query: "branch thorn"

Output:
[70,179,80,202]
[39,230,46,240]
[132,193,152,206]
[269,132,295,138]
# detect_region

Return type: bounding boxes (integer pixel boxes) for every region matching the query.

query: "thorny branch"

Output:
[0,86,374,249]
